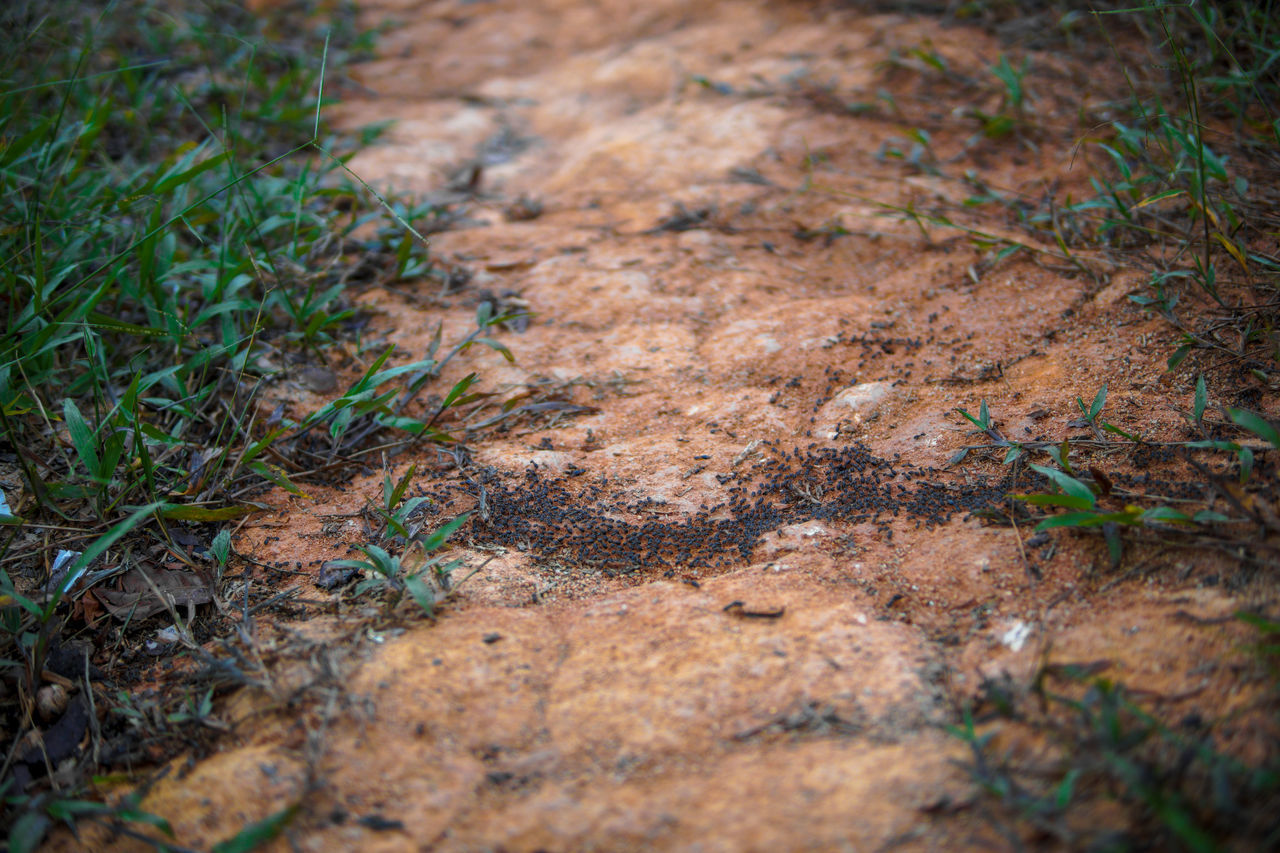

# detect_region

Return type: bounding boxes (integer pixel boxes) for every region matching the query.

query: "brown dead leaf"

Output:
[69,592,105,625]
[92,564,214,620]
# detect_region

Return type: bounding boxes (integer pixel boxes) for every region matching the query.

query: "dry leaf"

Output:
[92,564,213,620]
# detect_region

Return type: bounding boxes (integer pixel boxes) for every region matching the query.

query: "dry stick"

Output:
[413,321,518,429]
[0,521,93,534]
[1135,526,1278,564]
[235,552,310,578]
[248,588,307,616]
[14,360,79,484]
[0,726,27,798]
[1184,452,1280,535]
[0,525,120,568]
[303,686,341,795]
[222,438,411,499]
[133,563,197,648]
[1009,513,1035,581]
[0,403,53,511]
[262,436,421,487]
[1098,561,1157,594]
[451,400,598,441]
[959,437,1250,455]
[216,382,265,474]
[83,662,103,767]
[94,821,202,853]
[234,619,279,700]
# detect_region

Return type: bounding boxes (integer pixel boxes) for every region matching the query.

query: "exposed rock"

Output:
[815,381,893,438]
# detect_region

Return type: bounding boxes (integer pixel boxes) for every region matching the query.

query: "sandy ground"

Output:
[63,1,1277,850]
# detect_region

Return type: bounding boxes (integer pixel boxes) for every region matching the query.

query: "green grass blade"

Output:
[45,502,162,618]
[62,397,101,480]
[1228,408,1280,448]
[211,804,298,853]
[421,513,471,552]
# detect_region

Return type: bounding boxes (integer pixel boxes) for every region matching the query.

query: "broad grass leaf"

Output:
[421,513,470,553]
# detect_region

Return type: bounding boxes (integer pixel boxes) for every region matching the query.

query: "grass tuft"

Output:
[912,1,1280,847]
[0,0,508,844]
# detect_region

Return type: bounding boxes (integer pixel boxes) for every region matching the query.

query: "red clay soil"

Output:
[62,1,1278,850]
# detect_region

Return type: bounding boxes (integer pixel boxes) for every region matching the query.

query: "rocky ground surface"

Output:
[62,0,1276,850]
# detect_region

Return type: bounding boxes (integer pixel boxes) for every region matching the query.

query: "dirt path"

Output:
[78,1,1272,850]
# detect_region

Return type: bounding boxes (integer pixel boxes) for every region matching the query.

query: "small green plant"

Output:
[1227,407,1280,451]
[990,54,1029,116]
[5,788,176,853]
[375,463,433,540]
[957,399,995,434]
[1012,462,1205,564]
[1076,384,1107,429]
[876,128,941,175]
[953,399,1027,465]
[1129,268,1188,315]
[1070,383,1142,441]
[973,52,1031,139]
[326,513,471,615]
[906,41,950,76]
[865,197,1092,280]
[165,687,219,728]
[950,665,1280,851]
[293,301,512,449]
[949,393,1270,564]
[210,528,232,578]
[946,700,1083,844]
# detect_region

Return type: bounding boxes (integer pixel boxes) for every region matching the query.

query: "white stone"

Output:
[815,381,894,436]
[827,381,891,417]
